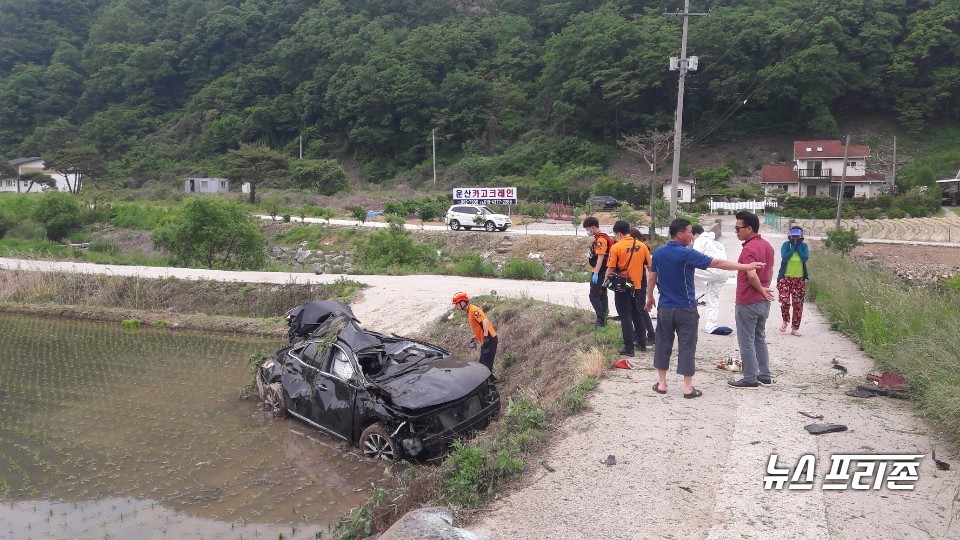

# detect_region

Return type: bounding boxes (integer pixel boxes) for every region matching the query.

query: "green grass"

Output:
[808,252,960,445]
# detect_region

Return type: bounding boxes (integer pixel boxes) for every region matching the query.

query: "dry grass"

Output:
[573,346,609,380]
[0,270,365,329]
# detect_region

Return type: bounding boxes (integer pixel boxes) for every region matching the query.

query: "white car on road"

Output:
[444,204,511,232]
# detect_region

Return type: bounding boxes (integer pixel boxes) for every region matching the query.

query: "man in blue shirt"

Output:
[646,219,767,399]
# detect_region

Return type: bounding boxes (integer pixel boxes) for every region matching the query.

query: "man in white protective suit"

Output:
[691,225,734,335]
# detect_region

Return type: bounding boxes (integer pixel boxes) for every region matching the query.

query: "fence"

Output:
[709,200,776,213]
[764,214,785,232]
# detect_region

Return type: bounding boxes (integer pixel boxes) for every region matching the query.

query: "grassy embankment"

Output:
[331,295,622,539]
[808,252,960,445]
[0,269,364,336]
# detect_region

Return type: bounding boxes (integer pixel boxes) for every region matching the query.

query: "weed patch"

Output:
[809,252,960,445]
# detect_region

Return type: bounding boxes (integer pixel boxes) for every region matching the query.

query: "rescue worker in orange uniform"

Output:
[605,220,652,357]
[452,292,498,372]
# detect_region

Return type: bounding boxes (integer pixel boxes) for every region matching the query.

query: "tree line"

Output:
[0,0,958,185]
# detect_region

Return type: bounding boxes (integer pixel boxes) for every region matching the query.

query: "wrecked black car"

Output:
[255,301,501,460]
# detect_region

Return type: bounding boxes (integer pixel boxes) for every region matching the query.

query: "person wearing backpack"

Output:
[605,220,651,356]
[582,216,614,329]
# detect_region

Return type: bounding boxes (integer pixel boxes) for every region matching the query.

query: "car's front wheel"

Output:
[449,219,461,231]
[360,423,398,460]
[484,221,496,232]
[261,382,286,419]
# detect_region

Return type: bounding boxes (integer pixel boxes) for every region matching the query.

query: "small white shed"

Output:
[184,177,229,194]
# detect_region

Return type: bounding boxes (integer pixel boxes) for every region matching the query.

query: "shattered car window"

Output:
[331,348,356,380]
[299,342,329,369]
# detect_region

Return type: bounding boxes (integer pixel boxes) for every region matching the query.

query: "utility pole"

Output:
[891,135,897,192]
[432,128,437,185]
[666,1,707,219]
[834,135,851,229]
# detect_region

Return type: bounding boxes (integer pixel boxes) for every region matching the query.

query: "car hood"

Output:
[376,357,491,409]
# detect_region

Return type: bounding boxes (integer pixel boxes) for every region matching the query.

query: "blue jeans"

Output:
[735,301,771,382]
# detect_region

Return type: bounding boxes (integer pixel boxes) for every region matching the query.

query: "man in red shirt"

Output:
[728,211,776,389]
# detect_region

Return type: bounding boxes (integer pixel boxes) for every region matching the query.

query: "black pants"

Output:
[614,288,647,353]
[479,335,498,372]
[588,269,609,324]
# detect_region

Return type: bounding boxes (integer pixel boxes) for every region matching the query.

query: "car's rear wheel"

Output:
[360,424,398,460]
[484,221,496,232]
[449,219,461,231]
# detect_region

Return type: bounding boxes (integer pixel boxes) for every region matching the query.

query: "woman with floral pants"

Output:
[777,227,809,336]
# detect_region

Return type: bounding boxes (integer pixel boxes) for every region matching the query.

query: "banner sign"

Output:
[452,187,517,205]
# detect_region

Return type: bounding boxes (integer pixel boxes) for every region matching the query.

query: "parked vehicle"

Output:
[255,301,501,460]
[586,195,621,211]
[444,204,511,231]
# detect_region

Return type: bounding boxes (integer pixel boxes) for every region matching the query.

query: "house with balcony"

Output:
[761,141,889,198]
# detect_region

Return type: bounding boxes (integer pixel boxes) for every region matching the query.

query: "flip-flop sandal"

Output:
[683,388,703,399]
[791,329,802,336]
[652,382,667,394]
[778,322,788,333]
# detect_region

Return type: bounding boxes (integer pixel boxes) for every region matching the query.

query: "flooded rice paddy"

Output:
[0,314,382,539]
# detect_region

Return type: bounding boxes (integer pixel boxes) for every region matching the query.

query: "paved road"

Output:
[262,214,960,247]
[0,257,592,332]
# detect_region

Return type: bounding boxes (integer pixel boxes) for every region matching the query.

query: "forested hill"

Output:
[1,0,958,184]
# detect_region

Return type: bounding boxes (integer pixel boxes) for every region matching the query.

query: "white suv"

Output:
[445,204,511,232]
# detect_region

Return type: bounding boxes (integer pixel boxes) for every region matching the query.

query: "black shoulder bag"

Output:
[606,239,636,293]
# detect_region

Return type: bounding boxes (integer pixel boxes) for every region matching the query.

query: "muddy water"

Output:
[0,314,383,539]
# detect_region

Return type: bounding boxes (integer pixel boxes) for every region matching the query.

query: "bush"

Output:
[453,253,496,277]
[0,211,8,240]
[108,202,169,230]
[151,197,267,270]
[502,259,547,280]
[354,216,437,271]
[814,208,835,219]
[349,205,367,225]
[887,208,906,219]
[863,209,879,220]
[89,239,120,255]
[823,227,863,256]
[33,192,83,241]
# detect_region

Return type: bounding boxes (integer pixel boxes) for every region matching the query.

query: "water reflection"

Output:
[0,314,382,538]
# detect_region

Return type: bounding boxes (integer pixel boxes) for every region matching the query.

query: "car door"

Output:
[312,345,359,440]
[282,342,317,419]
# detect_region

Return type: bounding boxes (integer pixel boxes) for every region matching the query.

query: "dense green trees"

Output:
[0,0,958,183]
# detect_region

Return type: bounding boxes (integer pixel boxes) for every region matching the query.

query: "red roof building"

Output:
[761,140,890,198]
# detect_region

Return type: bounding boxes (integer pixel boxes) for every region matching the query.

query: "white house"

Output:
[1,157,75,193]
[662,177,696,204]
[184,177,229,194]
[761,140,889,198]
